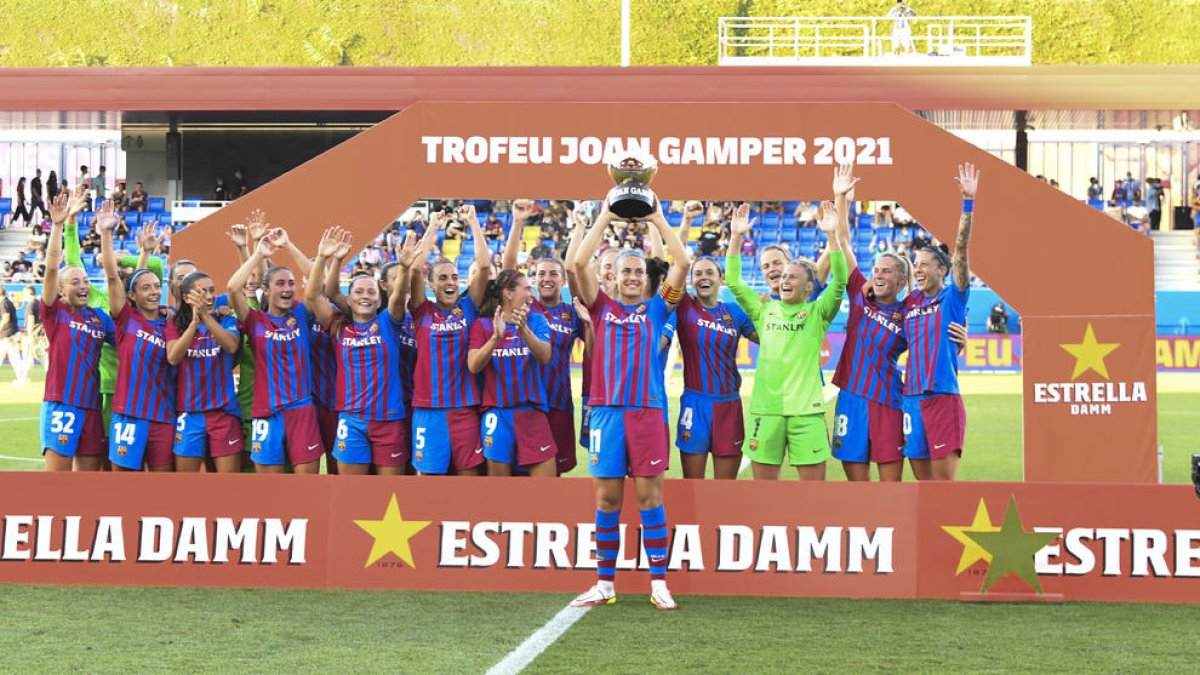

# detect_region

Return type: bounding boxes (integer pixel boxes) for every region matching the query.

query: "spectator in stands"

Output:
[1049,178,1060,190]
[159,223,174,255]
[1145,177,1164,231]
[29,169,48,223]
[233,167,249,198]
[483,212,505,240]
[407,211,427,236]
[25,224,47,254]
[0,262,10,282]
[12,177,32,226]
[46,170,59,204]
[444,211,467,240]
[697,219,722,257]
[11,261,34,284]
[1126,203,1150,234]
[213,176,229,201]
[113,215,130,242]
[1122,172,1141,201]
[1087,177,1103,201]
[874,204,894,228]
[90,166,108,207]
[76,166,90,209]
[740,232,757,256]
[81,228,101,255]
[360,244,382,268]
[110,182,129,211]
[987,302,1011,334]
[887,0,917,55]
[129,182,148,212]
[0,287,19,383]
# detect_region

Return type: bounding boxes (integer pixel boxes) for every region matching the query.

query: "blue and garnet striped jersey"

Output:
[309,319,336,408]
[165,314,241,416]
[241,305,315,418]
[470,312,551,410]
[41,298,114,411]
[833,268,907,408]
[586,291,673,409]
[676,294,755,399]
[411,297,479,409]
[112,304,176,423]
[903,283,968,396]
[530,299,581,412]
[334,313,407,421]
[398,314,418,406]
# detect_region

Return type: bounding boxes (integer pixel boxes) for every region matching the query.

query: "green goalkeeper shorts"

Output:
[745,413,830,466]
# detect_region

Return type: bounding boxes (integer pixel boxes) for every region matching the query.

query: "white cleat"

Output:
[570,584,617,608]
[650,585,678,611]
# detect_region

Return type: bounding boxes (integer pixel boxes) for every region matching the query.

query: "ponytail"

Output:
[479,268,524,317]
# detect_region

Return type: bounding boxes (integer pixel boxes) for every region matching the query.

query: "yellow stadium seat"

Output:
[442,238,461,260]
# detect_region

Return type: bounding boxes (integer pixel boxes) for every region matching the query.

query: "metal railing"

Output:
[718,16,1032,66]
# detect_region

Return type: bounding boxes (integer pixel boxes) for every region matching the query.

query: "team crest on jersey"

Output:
[891,311,902,322]
[117,445,128,457]
[560,311,571,322]
[369,322,379,334]
[635,304,647,314]
[89,315,102,329]
[832,437,842,449]
[720,313,733,325]
[748,439,759,451]
[680,431,691,442]
[415,450,423,461]
[452,307,464,318]
[483,436,493,447]
[797,310,808,321]
[337,440,346,451]
[286,317,297,328]
[252,442,261,453]
[175,433,182,443]
[590,452,599,465]
[57,434,69,446]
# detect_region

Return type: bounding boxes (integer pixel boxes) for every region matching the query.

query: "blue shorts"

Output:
[833,391,870,462]
[174,410,244,459]
[331,413,409,467]
[248,405,326,467]
[109,412,174,470]
[675,389,744,457]
[481,407,557,467]
[902,394,931,460]
[411,407,483,474]
[40,401,102,458]
[587,406,670,479]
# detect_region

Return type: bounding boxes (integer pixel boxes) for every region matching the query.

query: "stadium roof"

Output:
[1,66,1198,112]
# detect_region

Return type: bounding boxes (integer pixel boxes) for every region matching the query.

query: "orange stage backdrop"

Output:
[173,101,1157,483]
[2,474,1198,603]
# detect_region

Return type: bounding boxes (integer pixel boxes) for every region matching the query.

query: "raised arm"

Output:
[678,201,703,253]
[324,228,355,315]
[268,228,314,282]
[564,207,590,298]
[645,218,666,260]
[814,200,849,321]
[43,191,76,305]
[570,206,616,308]
[645,210,689,307]
[135,223,160,272]
[226,223,252,264]
[503,200,535,271]
[228,236,278,322]
[724,204,763,322]
[462,205,491,308]
[96,202,126,317]
[951,162,979,291]
[304,227,346,329]
[388,230,433,321]
[832,163,861,272]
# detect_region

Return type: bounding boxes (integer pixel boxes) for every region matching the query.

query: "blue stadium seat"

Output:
[77,212,93,229]
[857,213,874,229]
[760,212,781,230]
[667,212,682,227]
[1086,199,1104,210]
[855,228,874,244]
[782,200,800,214]
[148,197,166,211]
[782,214,798,230]
[123,212,140,227]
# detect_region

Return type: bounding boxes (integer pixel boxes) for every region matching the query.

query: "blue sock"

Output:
[595,509,620,581]
[640,505,668,580]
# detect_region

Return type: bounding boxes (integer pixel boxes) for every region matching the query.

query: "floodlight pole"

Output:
[621,0,631,67]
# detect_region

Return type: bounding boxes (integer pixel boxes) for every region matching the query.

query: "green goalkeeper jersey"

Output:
[726,251,848,417]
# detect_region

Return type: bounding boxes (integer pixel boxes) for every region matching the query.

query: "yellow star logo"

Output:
[941,498,1001,574]
[1058,323,1119,380]
[962,497,1059,594]
[353,494,431,569]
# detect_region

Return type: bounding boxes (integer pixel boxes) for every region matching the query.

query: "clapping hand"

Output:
[267,227,292,249]
[493,306,507,338]
[187,288,209,324]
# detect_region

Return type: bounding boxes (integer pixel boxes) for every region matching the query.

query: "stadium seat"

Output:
[122,212,140,227]
[1087,200,1104,210]
[442,238,462,260]
[761,212,781,230]
[857,213,874,230]
[148,197,166,211]
[782,214,798,230]
[782,200,800,214]
[667,212,682,227]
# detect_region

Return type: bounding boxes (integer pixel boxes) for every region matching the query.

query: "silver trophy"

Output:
[606,152,659,219]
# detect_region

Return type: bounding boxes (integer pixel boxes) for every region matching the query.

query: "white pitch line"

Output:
[0,417,38,422]
[738,382,839,476]
[0,454,42,463]
[486,604,592,675]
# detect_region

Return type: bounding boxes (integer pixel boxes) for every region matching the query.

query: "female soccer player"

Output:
[825,164,910,481]
[40,189,114,472]
[674,256,758,479]
[505,202,584,474]
[727,201,847,481]
[409,207,491,475]
[468,268,556,476]
[97,201,176,472]
[227,229,322,474]
[166,270,244,472]
[902,163,979,481]
[569,203,689,611]
[306,227,430,474]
